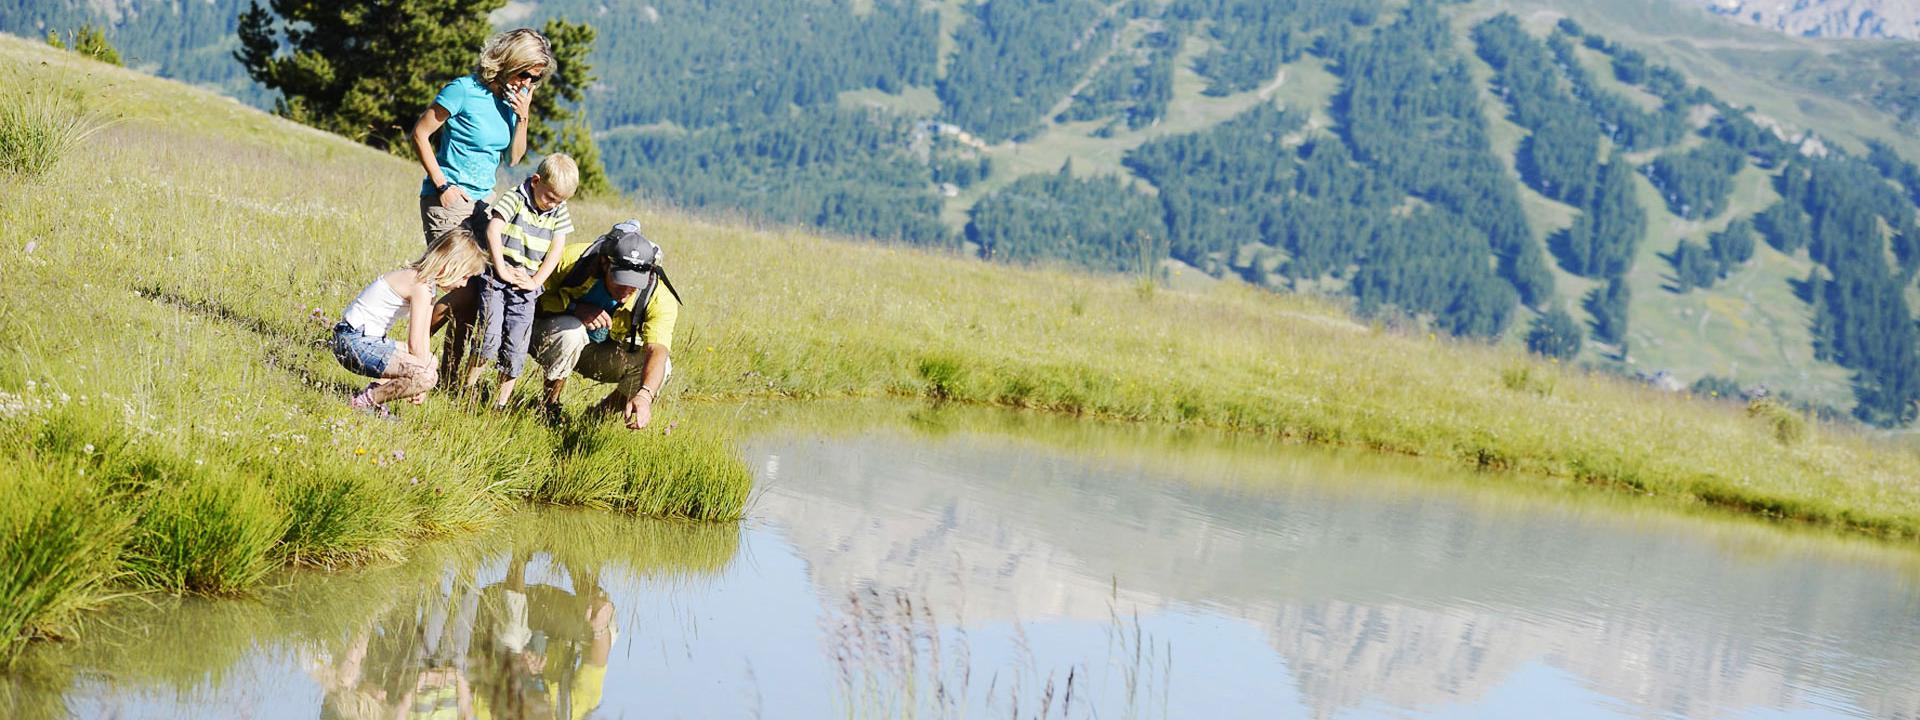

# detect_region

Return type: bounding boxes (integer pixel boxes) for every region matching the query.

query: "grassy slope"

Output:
[6,27,1920,654]
[0,37,749,661]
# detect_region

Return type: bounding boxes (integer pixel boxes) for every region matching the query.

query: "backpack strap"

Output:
[622,266,684,349]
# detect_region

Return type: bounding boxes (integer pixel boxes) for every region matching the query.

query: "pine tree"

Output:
[555,119,614,198]
[236,1,606,169]
[1708,218,1756,276]
[1526,306,1582,360]
[533,19,613,197]
[1584,277,1630,345]
[237,0,501,151]
[1670,240,1718,291]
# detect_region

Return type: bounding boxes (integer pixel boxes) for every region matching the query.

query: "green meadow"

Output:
[4,27,1920,667]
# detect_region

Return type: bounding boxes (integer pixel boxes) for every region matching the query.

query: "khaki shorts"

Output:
[419,192,484,245]
[530,313,672,397]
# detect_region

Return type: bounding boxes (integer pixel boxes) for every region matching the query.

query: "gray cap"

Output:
[601,220,661,289]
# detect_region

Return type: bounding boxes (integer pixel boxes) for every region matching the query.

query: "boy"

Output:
[467,153,578,407]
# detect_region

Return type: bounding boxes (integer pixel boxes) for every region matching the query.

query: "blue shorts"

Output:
[330,322,400,378]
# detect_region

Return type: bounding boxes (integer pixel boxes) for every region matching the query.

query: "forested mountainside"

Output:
[5,0,1919,426]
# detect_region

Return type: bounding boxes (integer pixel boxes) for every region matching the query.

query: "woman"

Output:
[411,28,552,370]
[410,27,552,245]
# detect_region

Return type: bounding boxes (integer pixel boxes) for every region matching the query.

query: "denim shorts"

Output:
[330,322,400,379]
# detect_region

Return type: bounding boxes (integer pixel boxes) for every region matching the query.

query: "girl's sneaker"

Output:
[348,388,396,419]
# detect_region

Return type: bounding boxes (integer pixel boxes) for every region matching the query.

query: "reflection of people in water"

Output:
[470,549,615,720]
[309,551,613,720]
[312,579,481,720]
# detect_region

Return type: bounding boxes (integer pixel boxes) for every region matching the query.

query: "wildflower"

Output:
[195,459,204,465]
[354,447,367,456]
[83,443,94,454]
[391,449,406,462]
[24,241,37,255]
[59,392,71,403]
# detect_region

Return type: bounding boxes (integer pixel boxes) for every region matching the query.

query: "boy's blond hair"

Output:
[537,153,580,197]
[476,28,553,91]
[414,226,488,287]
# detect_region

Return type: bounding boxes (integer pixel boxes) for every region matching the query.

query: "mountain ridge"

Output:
[1690,0,1920,40]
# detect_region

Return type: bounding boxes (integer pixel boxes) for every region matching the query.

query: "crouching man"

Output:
[530,221,681,429]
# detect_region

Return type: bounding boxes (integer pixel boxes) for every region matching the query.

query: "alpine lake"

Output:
[6,401,1918,719]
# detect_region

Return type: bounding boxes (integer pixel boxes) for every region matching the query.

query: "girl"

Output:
[331,228,489,412]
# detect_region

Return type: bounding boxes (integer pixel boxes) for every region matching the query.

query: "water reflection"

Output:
[314,548,620,720]
[7,402,1920,719]
[741,404,1920,719]
[3,510,737,720]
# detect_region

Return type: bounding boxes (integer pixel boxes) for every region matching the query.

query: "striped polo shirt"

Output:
[488,179,574,271]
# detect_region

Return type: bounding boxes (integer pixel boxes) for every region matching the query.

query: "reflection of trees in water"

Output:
[314,550,617,720]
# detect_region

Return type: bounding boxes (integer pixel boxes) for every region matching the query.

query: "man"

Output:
[529,221,680,429]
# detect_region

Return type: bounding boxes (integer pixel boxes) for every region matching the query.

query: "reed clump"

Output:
[123,473,288,594]
[0,87,108,179]
[538,416,754,521]
[0,465,127,666]
[1747,397,1808,446]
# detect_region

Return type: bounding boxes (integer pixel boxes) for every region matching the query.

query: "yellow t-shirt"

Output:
[539,242,678,351]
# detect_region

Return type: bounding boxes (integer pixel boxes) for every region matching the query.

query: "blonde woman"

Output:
[331,227,491,415]
[409,28,554,244]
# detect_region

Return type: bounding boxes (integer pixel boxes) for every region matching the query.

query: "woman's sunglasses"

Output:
[516,70,544,83]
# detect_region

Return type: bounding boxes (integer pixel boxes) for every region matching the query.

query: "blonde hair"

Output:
[475,28,554,91]
[414,226,488,287]
[537,153,580,197]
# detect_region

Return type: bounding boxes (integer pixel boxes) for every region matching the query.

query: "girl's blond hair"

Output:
[475,28,554,91]
[414,226,488,287]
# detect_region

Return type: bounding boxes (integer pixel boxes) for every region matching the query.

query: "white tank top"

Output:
[341,275,409,337]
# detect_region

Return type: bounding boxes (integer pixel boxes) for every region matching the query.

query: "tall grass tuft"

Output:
[0,88,108,179]
[268,469,415,569]
[0,464,128,667]
[541,420,753,521]
[1747,397,1809,446]
[123,474,288,594]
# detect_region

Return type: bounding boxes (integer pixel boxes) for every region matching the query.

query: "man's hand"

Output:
[573,305,611,331]
[408,390,427,406]
[623,390,653,430]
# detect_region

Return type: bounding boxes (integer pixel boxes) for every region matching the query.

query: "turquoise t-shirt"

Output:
[420,75,517,201]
